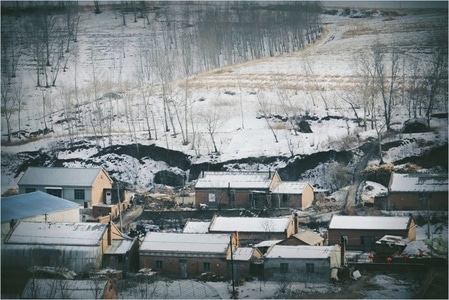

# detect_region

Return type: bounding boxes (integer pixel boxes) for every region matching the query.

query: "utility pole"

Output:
[117,182,123,232]
[230,235,236,298]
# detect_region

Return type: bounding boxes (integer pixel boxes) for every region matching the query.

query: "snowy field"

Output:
[1,4,447,194]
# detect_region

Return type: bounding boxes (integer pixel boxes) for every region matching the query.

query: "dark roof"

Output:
[1,191,79,223]
[17,167,112,187]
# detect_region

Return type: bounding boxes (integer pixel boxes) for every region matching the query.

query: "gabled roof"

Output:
[254,240,283,248]
[1,191,79,223]
[195,171,274,189]
[4,221,107,246]
[17,167,112,187]
[140,232,230,254]
[389,172,448,193]
[209,216,291,233]
[104,239,134,255]
[272,182,309,194]
[291,230,324,245]
[328,215,412,231]
[183,221,211,233]
[265,245,338,259]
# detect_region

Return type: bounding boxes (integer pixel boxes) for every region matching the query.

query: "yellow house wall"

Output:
[91,170,113,206]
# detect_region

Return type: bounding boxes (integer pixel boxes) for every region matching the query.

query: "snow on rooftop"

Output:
[329,215,411,230]
[5,221,107,246]
[272,182,308,194]
[389,173,448,193]
[140,232,230,254]
[265,245,338,259]
[195,171,273,189]
[104,239,134,255]
[228,247,255,261]
[254,240,283,248]
[293,230,324,245]
[209,216,291,233]
[183,221,211,233]
[17,167,109,187]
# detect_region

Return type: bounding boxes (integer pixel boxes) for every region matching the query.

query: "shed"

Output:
[388,173,448,210]
[1,191,80,235]
[271,181,314,210]
[17,167,113,207]
[327,215,416,251]
[183,221,211,233]
[263,245,341,282]
[227,247,263,281]
[278,230,324,246]
[139,232,236,279]
[194,171,281,209]
[208,215,298,246]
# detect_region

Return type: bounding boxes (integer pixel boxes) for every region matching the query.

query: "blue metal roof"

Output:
[1,191,79,223]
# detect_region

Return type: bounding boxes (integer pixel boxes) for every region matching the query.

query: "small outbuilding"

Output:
[271,181,314,210]
[278,230,324,246]
[228,247,263,282]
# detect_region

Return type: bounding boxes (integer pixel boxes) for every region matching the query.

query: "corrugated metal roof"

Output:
[183,221,211,233]
[195,171,273,189]
[5,221,107,246]
[389,173,448,192]
[209,216,291,233]
[140,232,230,254]
[265,245,337,259]
[272,182,308,194]
[292,230,324,245]
[328,215,411,230]
[17,167,111,187]
[1,191,79,223]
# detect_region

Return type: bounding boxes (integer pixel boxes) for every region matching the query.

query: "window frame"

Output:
[280,262,289,273]
[74,189,85,200]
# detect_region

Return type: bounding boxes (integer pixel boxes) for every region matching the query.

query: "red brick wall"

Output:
[139,255,228,278]
[388,192,448,210]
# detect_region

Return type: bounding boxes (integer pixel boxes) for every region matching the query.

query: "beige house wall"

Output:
[91,170,113,206]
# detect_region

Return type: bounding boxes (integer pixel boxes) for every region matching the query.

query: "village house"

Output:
[18,167,113,207]
[139,232,236,279]
[17,167,131,220]
[278,229,324,246]
[271,181,315,210]
[385,173,448,211]
[1,220,137,276]
[194,170,315,210]
[228,247,263,282]
[194,171,280,209]
[208,215,299,247]
[263,245,342,283]
[1,191,79,236]
[327,215,416,251]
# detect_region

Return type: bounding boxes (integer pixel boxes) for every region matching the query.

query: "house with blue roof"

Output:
[1,191,80,235]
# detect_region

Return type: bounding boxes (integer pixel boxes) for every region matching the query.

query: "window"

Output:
[74,189,85,200]
[306,263,314,273]
[282,194,288,204]
[280,263,289,273]
[155,260,163,269]
[25,188,36,193]
[203,262,211,272]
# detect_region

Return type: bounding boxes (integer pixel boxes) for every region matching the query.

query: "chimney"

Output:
[268,169,271,179]
[293,213,299,234]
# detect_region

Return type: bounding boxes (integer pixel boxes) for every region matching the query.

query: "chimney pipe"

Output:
[107,214,112,246]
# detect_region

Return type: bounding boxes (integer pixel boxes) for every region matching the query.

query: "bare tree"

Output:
[256,90,279,143]
[94,1,101,14]
[199,107,227,154]
[424,48,447,127]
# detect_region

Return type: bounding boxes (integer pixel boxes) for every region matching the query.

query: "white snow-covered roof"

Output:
[292,230,324,245]
[272,182,309,194]
[209,216,291,233]
[329,215,412,230]
[183,221,211,233]
[18,167,112,187]
[104,239,134,255]
[375,235,407,246]
[195,171,274,189]
[265,245,338,259]
[140,232,230,254]
[4,221,107,246]
[389,173,448,193]
[1,191,79,223]
[228,247,255,261]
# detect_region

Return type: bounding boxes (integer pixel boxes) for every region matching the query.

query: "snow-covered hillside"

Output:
[1,3,447,193]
